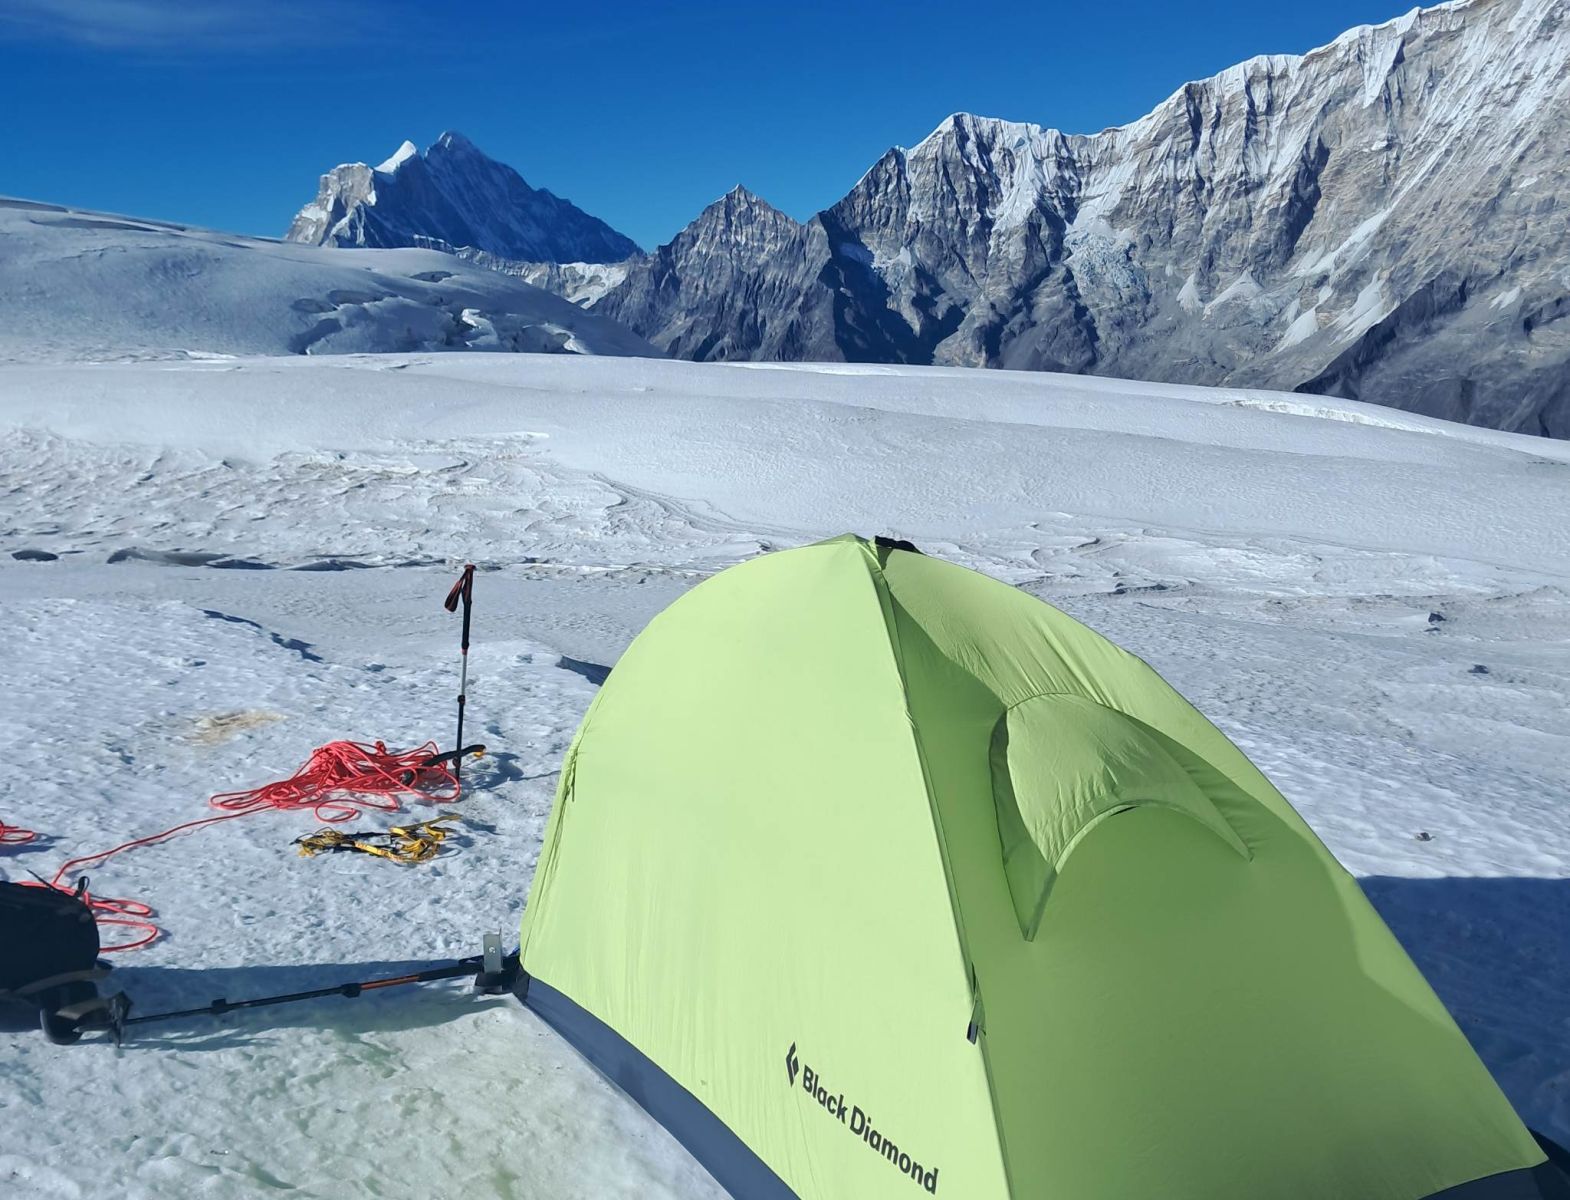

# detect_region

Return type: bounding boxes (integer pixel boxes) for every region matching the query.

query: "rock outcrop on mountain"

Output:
[596,0,1570,436]
[286,132,639,265]
[595,187,823,360]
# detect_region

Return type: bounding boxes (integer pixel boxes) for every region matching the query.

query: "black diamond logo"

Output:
[785,1042,800,1086]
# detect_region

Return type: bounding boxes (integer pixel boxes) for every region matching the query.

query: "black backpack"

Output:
[0,879,109,1041]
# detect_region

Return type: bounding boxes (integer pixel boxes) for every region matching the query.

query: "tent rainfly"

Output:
[518,535,1568,1199]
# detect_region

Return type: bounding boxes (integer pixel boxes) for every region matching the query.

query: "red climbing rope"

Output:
[0,819,37,847]
[19,741,459,953]
[208,739,458,822]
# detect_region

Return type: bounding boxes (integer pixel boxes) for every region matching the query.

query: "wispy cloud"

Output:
[0,0,379,50]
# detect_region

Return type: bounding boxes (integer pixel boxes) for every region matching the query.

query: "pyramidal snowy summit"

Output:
[286,130,642,266]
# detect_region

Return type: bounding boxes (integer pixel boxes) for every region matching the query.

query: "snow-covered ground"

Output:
[1,353,1567,1198]
[0,197,654,364]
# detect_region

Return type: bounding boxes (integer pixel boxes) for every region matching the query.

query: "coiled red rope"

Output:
[208,739,457,822]
[0,819,37,847]
[14,741,458,952]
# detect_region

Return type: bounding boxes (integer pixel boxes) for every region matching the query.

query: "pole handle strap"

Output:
[444,564,475,613]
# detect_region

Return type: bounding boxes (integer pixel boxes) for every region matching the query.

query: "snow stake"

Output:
[443,564,476,784]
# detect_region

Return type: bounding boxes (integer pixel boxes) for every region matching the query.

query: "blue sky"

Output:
[3,0,1415,251]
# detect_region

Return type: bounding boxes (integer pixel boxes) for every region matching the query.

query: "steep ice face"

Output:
[285,132,641,265]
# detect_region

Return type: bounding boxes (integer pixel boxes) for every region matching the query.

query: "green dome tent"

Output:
[518,535,1564,1199]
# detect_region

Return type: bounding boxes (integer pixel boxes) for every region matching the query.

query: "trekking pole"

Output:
[122,956,491,1029]
[114,944,521,1039]
[443,564,476,785]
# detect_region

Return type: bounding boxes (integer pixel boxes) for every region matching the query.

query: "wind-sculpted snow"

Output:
[286,131,640,265]
[0,197,656,362]
[1,354,1567,1195]
[595,0,1570,437]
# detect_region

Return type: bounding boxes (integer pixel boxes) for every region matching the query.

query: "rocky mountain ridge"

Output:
[600,0,1570,436]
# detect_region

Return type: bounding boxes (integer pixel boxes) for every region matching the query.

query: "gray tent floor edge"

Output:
[519,974,799,1200]
[515,977,1570,1200]
[1426,1158,1570,1200]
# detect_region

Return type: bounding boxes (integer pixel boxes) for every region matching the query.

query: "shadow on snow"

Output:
[0,957,512,1049]
[0,874,1562,1143]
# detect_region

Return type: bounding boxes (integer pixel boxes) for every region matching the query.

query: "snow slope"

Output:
[1,355,1567,1198]
[0,197,656,364]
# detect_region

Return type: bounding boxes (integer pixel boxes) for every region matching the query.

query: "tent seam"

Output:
[856,541,1018,1200]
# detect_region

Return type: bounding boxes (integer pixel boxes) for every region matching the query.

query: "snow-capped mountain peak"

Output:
[286,133,640,265]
